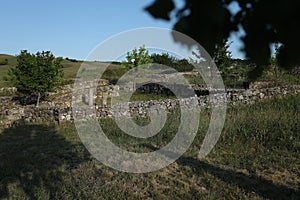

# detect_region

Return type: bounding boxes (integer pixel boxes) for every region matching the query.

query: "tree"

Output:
[151,53,194,72]
[151,53,176,67]
[270,43,281,86]
[121,45,153,71]
[213,39,233,76]
[145,0,300,76]
[121,46,153,90]
[7,50,63,106]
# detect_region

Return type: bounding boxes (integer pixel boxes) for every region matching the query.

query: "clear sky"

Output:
[0,0,244,60]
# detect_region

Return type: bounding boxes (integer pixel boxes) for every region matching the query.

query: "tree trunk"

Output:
[36,92,40,107]
[275,65,279,87]
[133,66,137,91]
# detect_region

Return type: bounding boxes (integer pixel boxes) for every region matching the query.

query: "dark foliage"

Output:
[145,0,300,72]
[151,53,194,72]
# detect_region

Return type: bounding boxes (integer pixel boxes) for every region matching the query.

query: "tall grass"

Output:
[0,94,299,199]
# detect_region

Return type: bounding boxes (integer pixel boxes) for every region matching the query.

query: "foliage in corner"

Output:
[145,0,300,71]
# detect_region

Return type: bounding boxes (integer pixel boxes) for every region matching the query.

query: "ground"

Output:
[0,94,299,199]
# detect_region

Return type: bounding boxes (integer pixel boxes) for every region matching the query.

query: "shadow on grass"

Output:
[144,144,299,199]
[0,123,89,199]
[178,157,299,200]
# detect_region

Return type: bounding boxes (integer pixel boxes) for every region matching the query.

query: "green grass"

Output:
[256,68,300,87]
[101,64,127,84]
[0,54,18,87]
[129,92,176,102]
[184,74,206,85]
[94,92,174,106]
[0,94,299,199]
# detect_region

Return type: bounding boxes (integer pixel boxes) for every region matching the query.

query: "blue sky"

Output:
[0,0,244,60]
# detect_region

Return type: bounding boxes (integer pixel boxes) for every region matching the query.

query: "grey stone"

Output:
[259,93,265,99]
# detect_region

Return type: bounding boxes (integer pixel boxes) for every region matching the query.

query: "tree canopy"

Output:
[7,50,63,106]
[121,45,153,70]
[151,53,194,72]
[145,0,300,75]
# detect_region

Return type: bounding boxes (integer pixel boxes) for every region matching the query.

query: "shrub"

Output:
[0,59,8,65]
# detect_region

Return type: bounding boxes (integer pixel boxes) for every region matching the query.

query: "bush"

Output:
[101,66,127,84]
[172,59,194,72]
[0,59,8,65]
[65,57,78,62]
[151,53,194,72]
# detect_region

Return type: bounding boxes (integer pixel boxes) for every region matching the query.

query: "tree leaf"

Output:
[145,0,175,20]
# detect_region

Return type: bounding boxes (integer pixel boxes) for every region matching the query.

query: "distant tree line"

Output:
[150,53,193,72]
[121,45,194,72]
[65,57,79,62]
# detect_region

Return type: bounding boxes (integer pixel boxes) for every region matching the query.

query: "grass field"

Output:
[0,54,18,87]
[0,54,123,87]
[0,94,299,199]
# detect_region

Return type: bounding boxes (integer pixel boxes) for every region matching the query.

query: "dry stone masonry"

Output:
[1,83,300,129]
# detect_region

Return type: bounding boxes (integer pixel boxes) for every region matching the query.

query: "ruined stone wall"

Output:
[0,85,299,129]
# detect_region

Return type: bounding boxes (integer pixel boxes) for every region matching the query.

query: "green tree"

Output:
[151,53,176,67]
[7,50,63,106]
[121,45,153,71]
[270,43,281,86]
[213,39,233,77]
[145,0,300,74]
[151,53,194,72]
[121,46,153,90]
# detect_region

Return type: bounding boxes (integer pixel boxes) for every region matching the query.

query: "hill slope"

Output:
[0,54,122,87]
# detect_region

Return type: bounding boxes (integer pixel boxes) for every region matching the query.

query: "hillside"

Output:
[1,54,299,89]
[0,54,122,87]
[0,54,17,87]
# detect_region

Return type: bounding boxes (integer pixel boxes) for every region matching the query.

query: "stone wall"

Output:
[0,87,17,96]
[1,85,300,129]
